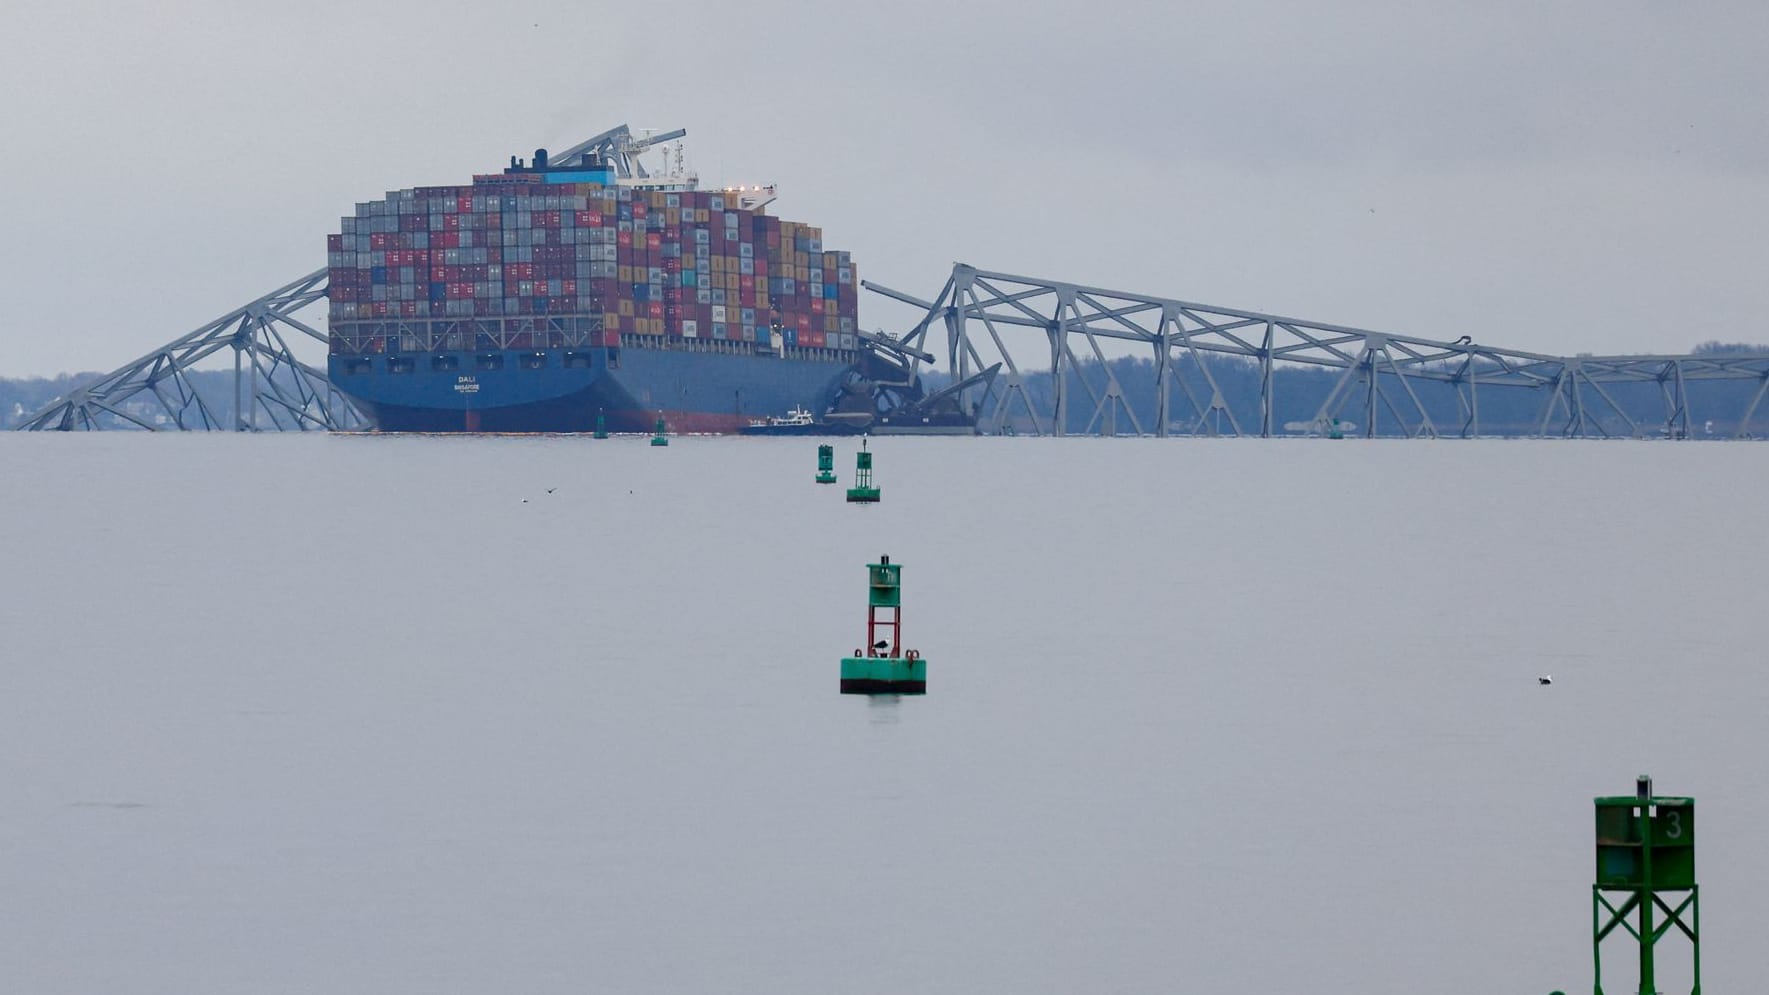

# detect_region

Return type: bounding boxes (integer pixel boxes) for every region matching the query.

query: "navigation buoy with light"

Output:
[846,440,879,503]
[839,555,926,695]
[816,444,837,484]
[593,411,608,439]
[1588,775,1699,995]
[650,413,669,446]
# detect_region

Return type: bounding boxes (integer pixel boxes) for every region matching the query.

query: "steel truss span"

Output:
[15,270,367,432]
[866,264,1769,439]
[18,261,1769,436]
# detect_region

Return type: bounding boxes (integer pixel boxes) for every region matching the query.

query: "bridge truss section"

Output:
[15,269,365,432]
[865,265,1769,439]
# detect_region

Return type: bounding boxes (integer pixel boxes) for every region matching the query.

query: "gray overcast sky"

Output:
[1,0,1765,376]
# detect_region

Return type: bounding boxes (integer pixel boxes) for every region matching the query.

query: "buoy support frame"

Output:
[845,439,880,502]
[840,554,925,694]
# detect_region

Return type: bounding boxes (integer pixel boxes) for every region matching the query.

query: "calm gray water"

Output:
[1,434,1763,993]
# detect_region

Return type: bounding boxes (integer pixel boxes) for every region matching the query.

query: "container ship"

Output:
[324,127,866,433]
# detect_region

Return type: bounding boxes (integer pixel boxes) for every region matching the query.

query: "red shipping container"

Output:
[646,233,661,251]
[456,196,473,212]
[617,230,632,248]
[327,234,344,251]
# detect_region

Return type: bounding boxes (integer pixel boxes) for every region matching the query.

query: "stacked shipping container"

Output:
[326,180,860,357]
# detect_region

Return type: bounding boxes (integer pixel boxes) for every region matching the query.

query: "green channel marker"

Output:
[815,444,837,484]
[650,413,669,446]
[1590,775,1699,995]
[839,554,925,694]
[593,411,608,439]
[845,439,879,502]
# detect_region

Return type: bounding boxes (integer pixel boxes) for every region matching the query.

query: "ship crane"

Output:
[551,124,687,179]
[545,123,778,208]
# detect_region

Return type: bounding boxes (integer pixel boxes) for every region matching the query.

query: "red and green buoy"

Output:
[839,555,926,694]
[845,439,879,502]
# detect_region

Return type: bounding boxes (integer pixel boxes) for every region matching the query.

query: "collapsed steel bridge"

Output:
[865,265,1769,439]
[13,269,365,432]
[13,260,1769,437]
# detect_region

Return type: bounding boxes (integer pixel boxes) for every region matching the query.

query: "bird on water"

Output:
[1539,675,1553,685]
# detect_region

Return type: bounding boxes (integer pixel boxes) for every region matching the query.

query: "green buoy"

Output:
[839,555,926,694]
[593,411,608,439]
[815,444,837,484]
[1590,775,1699,995]
[845,439,879,502]
[650,413,669,446]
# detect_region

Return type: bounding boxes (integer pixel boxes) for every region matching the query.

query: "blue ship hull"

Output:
[328,345,853,433]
